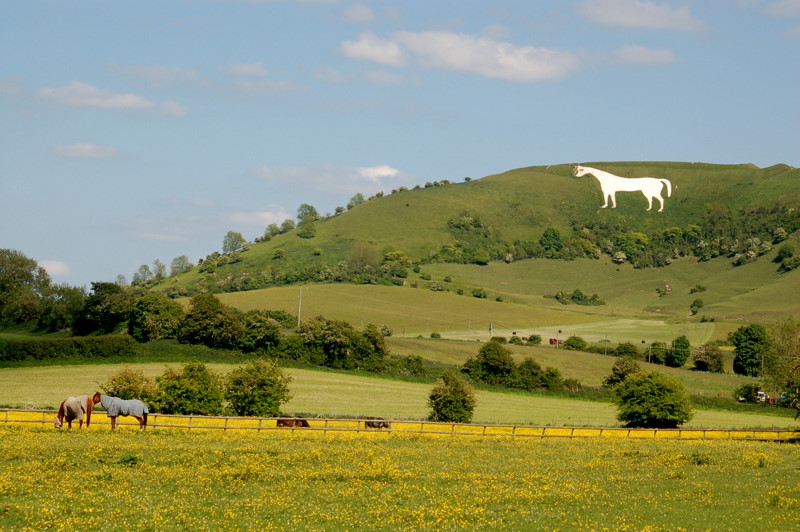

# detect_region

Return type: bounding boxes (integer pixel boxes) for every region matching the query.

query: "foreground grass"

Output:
[1,364,796,429]
[1,427,798,530]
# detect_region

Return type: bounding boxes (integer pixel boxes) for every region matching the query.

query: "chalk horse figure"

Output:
[574,165,672,212]
[93,392,149,431]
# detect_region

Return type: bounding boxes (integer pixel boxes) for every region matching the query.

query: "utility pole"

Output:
[297,286,302,328]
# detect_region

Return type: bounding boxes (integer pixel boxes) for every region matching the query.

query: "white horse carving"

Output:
[574,165,672,212]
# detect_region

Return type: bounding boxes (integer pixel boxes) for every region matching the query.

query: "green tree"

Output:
[155,362,224,415]
[298,316,386,371]
[223,231,247,254]
[241,312,283,353]
[763,318,800,418]
[72,282,131,335]
[463,341,517,386]
[132,264,153,285]
[690,298,704,316]
[225,358,292,417]
[516,358,543,391]
[101,366,157,402]
[603,357,643,389]
[297,222,317,239]
[539,227,563,257]
[347,192,365,210]
[665,335,691,367]
[178,293,245,349]
[128,293,185,342]
[296,203,320,224]
[170,255,193,276]
[36,283,86,333]
[0,249,51,325]
[693,343,724,373]
[730,323,768,377]
[280,219,296,233]
[427,370,476,423]
[152,259,167,281]
[563,335,587,351]
[614,371,693,428]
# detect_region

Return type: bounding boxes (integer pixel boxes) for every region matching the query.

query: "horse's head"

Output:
[92,392,102,404]
[573,165,589,177]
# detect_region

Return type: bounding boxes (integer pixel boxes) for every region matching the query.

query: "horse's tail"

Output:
[660,179,672,197]
[143,412,148,427]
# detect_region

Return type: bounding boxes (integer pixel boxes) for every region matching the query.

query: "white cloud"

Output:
[615,44,676,64]
[255,163,410,194]
[766,0,800,16]
[394,31,580,82]
[39,81,154,109]
[578,0,705,31]
[340,32,407,67]
[39,260,72,277]
[38,81,190,116]
[343,4,375,22]
[358,165,400,182]
[54,143,118,159]
[227,61,269,77]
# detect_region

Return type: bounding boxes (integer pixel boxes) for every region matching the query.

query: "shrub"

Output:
[665,335,691,367]
[427,370,476,423]
[693,343,724,373]
[128,293,185,342]
[155,362,224,415]
[463,341,517,386]
[734,383,761,403]
[490,336,507,344]
[563,335,587,351]
[225,358,292,417]
[100,366,157,402]
[525,334,542,346]
[614,342,640,358]
[603,357,643,389]
[541,367,564,390]
[508,336,523,345]
[178,293,245,350]
[730,323,768,377]
[472,288,488,299]
[516,358,543,391]
[430,331,442,339]
[614,371,693,428]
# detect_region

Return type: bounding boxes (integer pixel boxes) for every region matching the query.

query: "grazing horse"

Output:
[574,165,672,212]
[364,417,391,429]
[93,393,149,431]
[55,394,98,429]
[276,416,310,428]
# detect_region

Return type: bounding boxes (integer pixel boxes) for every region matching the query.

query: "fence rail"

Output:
[2,409,798,442]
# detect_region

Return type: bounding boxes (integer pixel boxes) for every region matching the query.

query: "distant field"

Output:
[1,363,794,429]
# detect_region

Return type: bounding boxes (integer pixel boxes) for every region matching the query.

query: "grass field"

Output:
[1,363,796,430]
[1,427,798,530]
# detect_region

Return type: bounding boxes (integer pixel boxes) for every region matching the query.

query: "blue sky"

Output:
[1,0,798,288]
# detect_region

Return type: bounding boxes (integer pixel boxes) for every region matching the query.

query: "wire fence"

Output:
[3,409,798,442]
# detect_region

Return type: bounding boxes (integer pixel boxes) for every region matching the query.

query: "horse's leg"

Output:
[110,416,117,430]
[600,187,610,208]
[135,416,144,432]
[610,192,617,208]
[644,193,653,211]
[656,194,665,212]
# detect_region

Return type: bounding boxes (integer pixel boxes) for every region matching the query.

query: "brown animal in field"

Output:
[276,417,310,428]
[54,394,99,429]
[364,416,391,429]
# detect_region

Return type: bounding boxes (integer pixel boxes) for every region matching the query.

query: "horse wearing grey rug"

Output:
[93,392,149,431]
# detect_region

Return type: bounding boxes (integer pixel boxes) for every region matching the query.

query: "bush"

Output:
[734,383,761,403]
[614,342,640,358]
[665,335,691,367]
[1,335,137,363]
[100,366,157,402]
[178,293,245,350]
[430,331,442,339]
[427,370,476,423]
[225,358,292,417]
[508,336,523,345]
[155,362,224,415]
[463,341,517,387]
[541,367,564,390]
[516,358,543,391]
[693,343,724,373]
[614,371,693,428]
[603,357,643,389]
[128,293,184,342]
[525,334,542,346]
[563,335,587,351]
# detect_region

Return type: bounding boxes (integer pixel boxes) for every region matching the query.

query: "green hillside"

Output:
[157,161,799,335]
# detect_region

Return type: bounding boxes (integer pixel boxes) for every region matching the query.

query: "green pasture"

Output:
[1,428,798,530]
[1,363,795,429]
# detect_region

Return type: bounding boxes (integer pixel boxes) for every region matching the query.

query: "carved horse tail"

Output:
[660,179,672,197]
